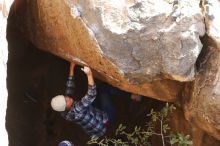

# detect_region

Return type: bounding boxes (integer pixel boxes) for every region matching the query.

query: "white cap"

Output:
[51,95,66,112]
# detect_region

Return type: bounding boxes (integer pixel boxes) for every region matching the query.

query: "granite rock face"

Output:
[71,0,205,82]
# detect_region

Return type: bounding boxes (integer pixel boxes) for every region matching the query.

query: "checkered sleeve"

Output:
[75,85,97,111]
[65,76,75,97]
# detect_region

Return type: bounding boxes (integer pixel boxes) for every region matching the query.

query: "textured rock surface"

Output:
[169,107,220,146]
[0,0,13,145]
[184,42,220,140]
[71,0,205,82]
[13,0,205,101]
[183,0,220,140]
[5,0,220,144]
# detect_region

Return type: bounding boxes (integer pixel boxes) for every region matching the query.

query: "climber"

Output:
[51,62,109,138]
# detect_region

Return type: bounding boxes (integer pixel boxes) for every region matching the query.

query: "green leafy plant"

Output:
[87,103,192,146]
[170,133,193,146]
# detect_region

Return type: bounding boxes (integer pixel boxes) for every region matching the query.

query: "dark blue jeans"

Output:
[96,82,131,124]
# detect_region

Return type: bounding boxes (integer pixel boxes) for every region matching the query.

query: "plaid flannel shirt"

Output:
[62,76,108,138]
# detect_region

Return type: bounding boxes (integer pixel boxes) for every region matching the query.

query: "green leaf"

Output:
[170,137,179,145]
[162,124,170,133]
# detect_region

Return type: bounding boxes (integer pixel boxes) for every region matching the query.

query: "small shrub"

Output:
[88,103,192,146]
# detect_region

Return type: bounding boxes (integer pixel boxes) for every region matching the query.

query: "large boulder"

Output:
[12,0,205,101]
[70,0,204,82]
